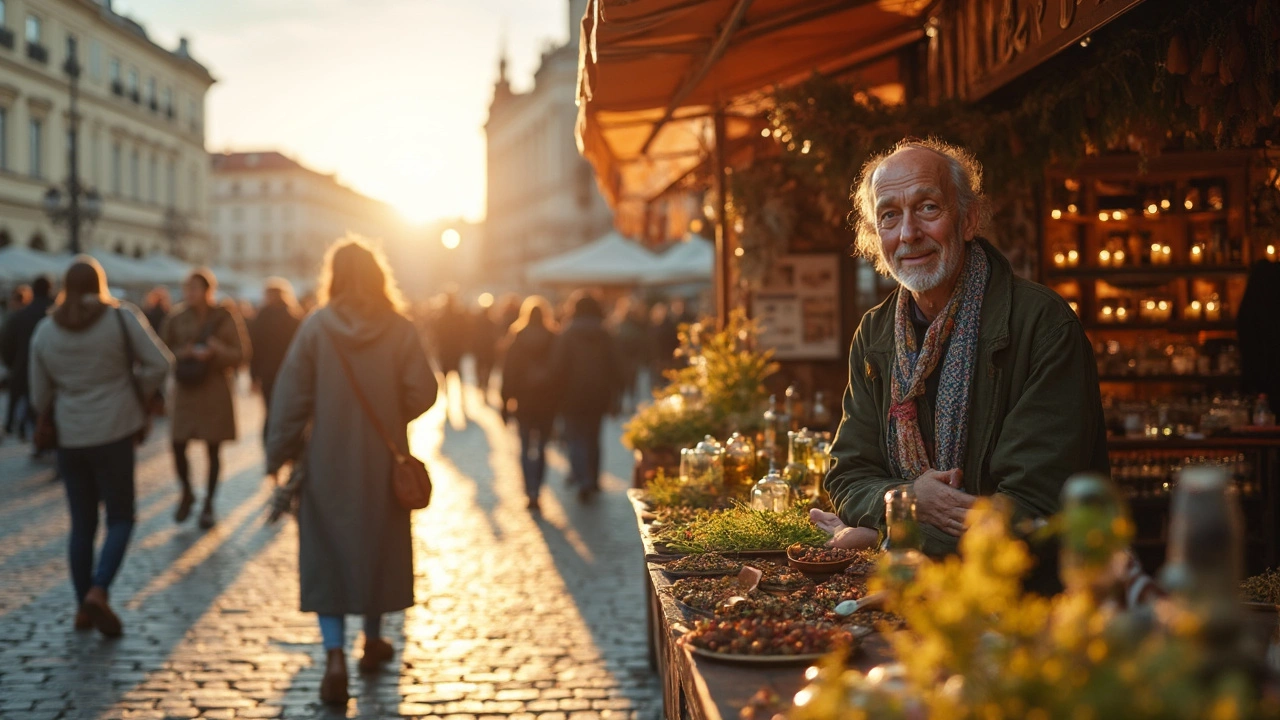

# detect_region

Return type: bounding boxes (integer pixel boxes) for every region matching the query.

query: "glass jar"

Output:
[751,467,792,513]
[1059,474,1132,600]
[884,485,923,553]
[723,432,756,490]
[693,435,724,486]
[782,430,815,498]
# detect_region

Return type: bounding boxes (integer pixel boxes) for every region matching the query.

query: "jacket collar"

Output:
[865,237,1013,356]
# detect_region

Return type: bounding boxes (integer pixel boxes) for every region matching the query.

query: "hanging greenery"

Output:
[730,0,1280,271]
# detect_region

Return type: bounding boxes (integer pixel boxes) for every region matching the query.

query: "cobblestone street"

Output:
[0,380,661,720]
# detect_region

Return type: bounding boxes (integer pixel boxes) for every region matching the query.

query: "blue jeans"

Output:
[59,436,136,605]
[518,419,550,500]
[562,413,603,492]
[318,614,384,651]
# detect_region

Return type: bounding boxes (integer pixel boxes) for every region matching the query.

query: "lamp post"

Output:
[42,41,101,254]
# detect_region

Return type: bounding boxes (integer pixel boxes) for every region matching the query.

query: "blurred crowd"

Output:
[0,242,700,701]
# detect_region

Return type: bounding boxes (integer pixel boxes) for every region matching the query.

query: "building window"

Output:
[0,1,6,27]
[166,159,175,205]
[127,68,138,101]
[111,142,121,195]
[189,166,197,214]
[130,148,139,199]
[148,154,157,203]
[65,33,76,62]
[232,234,244,256]
[162,86,172,115]
[28,118,41,179]
[24,14,38,44]
[261,205,270,223]
[88,39,101,79]
[263,233,274,257]
[231,206,243,222]
[0,108,6,171]
[146,77,155,105]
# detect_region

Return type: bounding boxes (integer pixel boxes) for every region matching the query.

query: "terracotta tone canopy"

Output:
[576,0,930,227]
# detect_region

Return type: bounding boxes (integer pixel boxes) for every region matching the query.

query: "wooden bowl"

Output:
[786,544,858,574]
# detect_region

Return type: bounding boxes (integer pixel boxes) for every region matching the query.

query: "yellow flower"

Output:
[1209,696,1240,720]
[1086,639,1107,663]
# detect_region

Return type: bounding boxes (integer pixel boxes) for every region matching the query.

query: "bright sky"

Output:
[115,0,571,224]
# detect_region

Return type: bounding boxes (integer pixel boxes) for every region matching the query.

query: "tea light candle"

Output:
[1098,212,1110,222]
[1205,300,1221,321]
[1115,306,1129,322]
[1268,244,1277,261]
[1053,252,1067,268]
[1161,245,1172,264]
[1113,250,1126,266]
[1186,300,1202,321]
[1157,300,1170,322]
[1100,305,1115,323]
[1150,243,1162,264]
[1067,250,1079,267]
[1143,299,1157,320]
[1051,209,1063,220]
[1190,245,1203,264]
[1099,250,1112,267]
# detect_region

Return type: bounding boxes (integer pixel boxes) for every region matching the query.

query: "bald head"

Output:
[851,139,987,275]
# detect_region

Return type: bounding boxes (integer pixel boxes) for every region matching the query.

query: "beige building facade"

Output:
[209,151,402,280]
[483,0,614,290]
[0,0,214,261]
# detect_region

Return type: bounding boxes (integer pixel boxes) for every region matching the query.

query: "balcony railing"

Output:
[129,89,139,104]
[111,80,123,96]
[0,28,14,50]
[26,42,47,64]
[148,99,158,112]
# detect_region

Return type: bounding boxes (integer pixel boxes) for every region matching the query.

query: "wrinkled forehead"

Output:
[871,147,954,202]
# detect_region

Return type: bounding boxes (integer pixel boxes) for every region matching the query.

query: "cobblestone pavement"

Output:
[0,378,661,719]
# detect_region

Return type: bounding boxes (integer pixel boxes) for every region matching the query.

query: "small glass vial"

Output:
[762,395,780,462]
[751,465,792,513]
[723,432,756,490]
[884,485,923,553]
[810,390,833,434]
[782,430,816,499]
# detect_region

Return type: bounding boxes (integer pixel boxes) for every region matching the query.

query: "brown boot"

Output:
[319,648,349,706]
[358,636,394,674]
[81,586,122,638]
[73,609,92,631]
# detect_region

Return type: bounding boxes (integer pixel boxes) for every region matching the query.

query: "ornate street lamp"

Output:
[42,39,101,254]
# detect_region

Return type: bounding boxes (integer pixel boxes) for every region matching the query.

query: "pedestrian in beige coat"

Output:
[162,269,251,530]
[266,238,438,706]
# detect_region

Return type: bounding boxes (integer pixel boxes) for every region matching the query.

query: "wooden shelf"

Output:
[1046,265,1249,282]
[1098,374,1241,384]
[1082,321,1235,332]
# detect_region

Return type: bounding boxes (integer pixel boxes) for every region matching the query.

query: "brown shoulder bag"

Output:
[324,328,432,510]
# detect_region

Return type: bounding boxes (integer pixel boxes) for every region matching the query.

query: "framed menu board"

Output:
[752,254,842,360]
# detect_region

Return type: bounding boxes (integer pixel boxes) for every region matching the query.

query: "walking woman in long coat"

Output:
[162,269,250,529]
[266,238,439,706]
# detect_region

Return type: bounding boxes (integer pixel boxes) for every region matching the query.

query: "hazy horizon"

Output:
[114,0,574,225]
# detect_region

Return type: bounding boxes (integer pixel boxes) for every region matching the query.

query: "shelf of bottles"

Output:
[1041,152,1272,339]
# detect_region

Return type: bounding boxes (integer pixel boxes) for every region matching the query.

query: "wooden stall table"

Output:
[629,491,896,720]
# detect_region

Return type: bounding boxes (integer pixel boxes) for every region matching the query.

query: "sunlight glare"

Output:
[441,228,462,249]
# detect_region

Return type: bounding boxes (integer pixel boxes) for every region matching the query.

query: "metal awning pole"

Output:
[712,104,729,330]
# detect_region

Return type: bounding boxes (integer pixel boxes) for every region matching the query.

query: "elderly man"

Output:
[814,139,1109,564]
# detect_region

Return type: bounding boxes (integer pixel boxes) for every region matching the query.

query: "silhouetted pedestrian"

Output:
[2,276,54,443]
[1239,259,1280,403]
[29,258,172,638]
[141,286,171,335]
[432,293,468,402]
[249,278,302,445]
[163,269,251,530]
[500,296,559,511]
[549,291,625,502]
[648,302,679,388]
[470,302,502,401]
[611,299,649,414]
[266,238,438,706]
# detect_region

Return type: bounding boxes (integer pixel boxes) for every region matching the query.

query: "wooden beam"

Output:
[638,0,755,156]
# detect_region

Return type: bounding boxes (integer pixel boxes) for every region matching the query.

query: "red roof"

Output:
[210,152,308,173]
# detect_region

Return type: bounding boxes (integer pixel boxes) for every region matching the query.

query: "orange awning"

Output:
[576,0,930,232]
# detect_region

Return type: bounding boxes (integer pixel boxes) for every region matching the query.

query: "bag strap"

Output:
[115,308,149,413]
[322,326,406,463]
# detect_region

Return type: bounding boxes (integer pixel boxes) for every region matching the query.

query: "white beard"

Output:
[886,235,964,293]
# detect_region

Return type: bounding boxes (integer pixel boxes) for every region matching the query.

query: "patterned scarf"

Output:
[887,242,990,481]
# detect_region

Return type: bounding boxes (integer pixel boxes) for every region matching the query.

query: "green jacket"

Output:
[824,238,1109,556]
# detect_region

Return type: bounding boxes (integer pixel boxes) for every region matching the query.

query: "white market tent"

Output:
[641,234,714,286]
[0,247,68,284]
[526,231,661,286]
[135,254,194,285]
